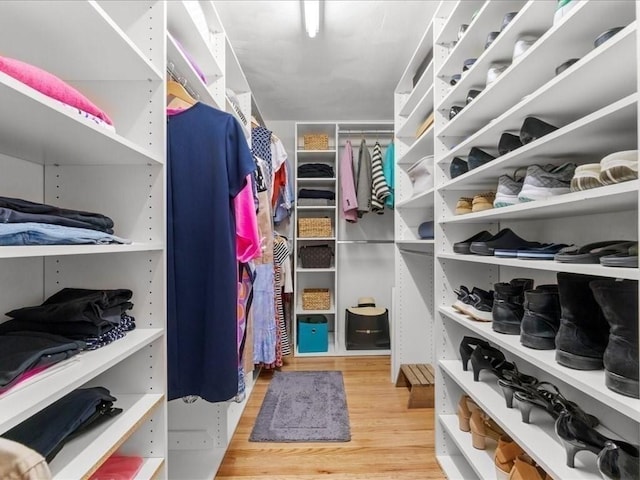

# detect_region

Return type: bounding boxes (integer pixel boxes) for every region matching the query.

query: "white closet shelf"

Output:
[440,360,608,480]
[133,458,164,480]
[167,32,220,110]
[399,61,434,118]
[435,0,530,79]
[296,267,336,272]
[296,150,337,155]
[397,240,435,255]
[396,19,434,94]
[439,306,640,421]
[396,188,435,210]
[435,0,486,48]
[168,449,226,480]
[439,415,496,480]
[396,125,435,166]
[297,206,337,211]
[296,236,336,241]
[167,1,223,82]
[296,308,335,315]
[224,36,250,93]
[296,178,336,184]
[225,98,251,140]
[438,5,636,142]
[0,243,164,259]
[0,1,161,82]
[396,85,435,140]
[0,73,162,166]
[0,328,163,433]
[441,181,638,224]
[438,94,638,186]
[436,455,478,480]
[438,1,552,110]
[50,393,164,479]
[437,253,640,280]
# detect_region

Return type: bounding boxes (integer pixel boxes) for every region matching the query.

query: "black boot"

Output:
[590,279,639,398]
[520,285,560,350]
[491,278,533,334]
[555,273,609,370]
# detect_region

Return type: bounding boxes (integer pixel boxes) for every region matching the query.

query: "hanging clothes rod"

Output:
[337,240,395,244]
[339,130,395,134]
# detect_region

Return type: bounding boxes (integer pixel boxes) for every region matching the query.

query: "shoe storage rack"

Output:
[407,0,640,478]
[0,1,167,478]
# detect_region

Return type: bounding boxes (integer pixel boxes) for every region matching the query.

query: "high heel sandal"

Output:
[497,366,538,408]
[456,394,480,432]
[514,382,599,427]
[459,336,490,372]
[597,439,640,479]
[469,344,516,382]
[555,412,639,469]
[469,409,505,450]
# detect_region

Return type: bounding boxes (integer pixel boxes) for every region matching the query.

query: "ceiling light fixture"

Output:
[303,0,320,38]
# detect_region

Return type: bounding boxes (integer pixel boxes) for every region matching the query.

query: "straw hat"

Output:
[347,297,387,316]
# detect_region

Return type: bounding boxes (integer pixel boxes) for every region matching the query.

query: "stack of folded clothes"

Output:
[0,288,136,394]
[297,188,336,206]
[297,163,334,178]
[0,196,129,245]
[2,387,122,462]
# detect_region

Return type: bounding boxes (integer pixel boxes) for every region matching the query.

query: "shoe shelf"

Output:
[435,0,529,80]
[397,18,434,96]
[440,359,607,480]
[436,454,479,480]
[438,2,636,144]
[399,62,434,118]
[440,180,638,224]
[437,0,549,112]
[49,393,163,480]
[437,253,639,280]
[396,240,435,252]
[396,125,435,167]
[396,187,436,210]
[434,0,488,53]
[0,328,163,433]
[396,84,435,141]
[438,94,638,189]
[440,306,640,421]
[438,414,496,480]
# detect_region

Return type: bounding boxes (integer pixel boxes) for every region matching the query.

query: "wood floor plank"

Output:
[216,356,445,479]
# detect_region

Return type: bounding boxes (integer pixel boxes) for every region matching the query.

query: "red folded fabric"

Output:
[89,455,144,480]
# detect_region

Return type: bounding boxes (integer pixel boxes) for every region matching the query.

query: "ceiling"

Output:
[215,1,438,122]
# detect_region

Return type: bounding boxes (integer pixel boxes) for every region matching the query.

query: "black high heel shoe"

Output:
[598,439,640,479]
[469,344,516,382]
[459,336,490,372]
[556,412,639,469]
[496,366,538,408]
[514,382,599,427]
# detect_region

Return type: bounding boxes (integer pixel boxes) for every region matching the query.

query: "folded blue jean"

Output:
[0,207,113,233]
[0,222,130,245]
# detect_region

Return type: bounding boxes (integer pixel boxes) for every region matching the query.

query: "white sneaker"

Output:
[600,150,638,185]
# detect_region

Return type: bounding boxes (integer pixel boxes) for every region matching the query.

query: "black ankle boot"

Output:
[555,273,609,370]
[491,278,533,334]
[520,285,560,350]
[590,279,639,398]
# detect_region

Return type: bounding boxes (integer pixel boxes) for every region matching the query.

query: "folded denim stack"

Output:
[459,335,639,477]
[0,196,128,245]
[297,163,334,178]
[0,288,136,394]
[1,387,122,462]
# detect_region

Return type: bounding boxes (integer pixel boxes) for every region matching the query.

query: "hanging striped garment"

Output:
[371,142,391,213]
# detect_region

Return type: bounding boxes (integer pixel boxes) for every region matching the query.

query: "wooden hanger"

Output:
[251,115,261,128]
[167,79,196,108]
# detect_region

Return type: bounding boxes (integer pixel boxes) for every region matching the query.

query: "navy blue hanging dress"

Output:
[167,103,255,402]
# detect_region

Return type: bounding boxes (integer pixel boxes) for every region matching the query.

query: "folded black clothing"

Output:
[0,207,114,234]
[297,163,334,178]
[6,288,133,326]
[84,314,136,351]
[2,386,122,462]
[0,196,114,233]
[298,189,335,200]
[0,331,85,389]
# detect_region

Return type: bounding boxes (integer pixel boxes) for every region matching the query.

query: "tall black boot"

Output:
[555,273,609,370]
[492,278,533,334]
[590,279,639,398]
[520,285,560,350]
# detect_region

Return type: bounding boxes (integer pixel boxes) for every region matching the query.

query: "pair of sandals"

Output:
[554,240,638,267]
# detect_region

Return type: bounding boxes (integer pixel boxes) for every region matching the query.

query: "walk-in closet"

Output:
[0,1,638,479]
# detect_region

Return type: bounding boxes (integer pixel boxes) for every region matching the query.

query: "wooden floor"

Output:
[216,356,445,479]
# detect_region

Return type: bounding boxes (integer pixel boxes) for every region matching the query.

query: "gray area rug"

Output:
[249,370,351,442]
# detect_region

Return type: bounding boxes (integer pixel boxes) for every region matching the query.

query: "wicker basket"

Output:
[303,134,329,150]
[298,217,332,238]
[302,288,331,310]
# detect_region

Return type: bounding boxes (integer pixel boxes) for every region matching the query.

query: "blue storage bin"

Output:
[298,316,328,353]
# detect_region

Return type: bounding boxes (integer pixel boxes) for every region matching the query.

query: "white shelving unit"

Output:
[0,1,167,478]
[430,1,639,478]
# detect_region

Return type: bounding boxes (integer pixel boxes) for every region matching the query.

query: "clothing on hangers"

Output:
[383,142,395,208]
[340,140,358,222]
[356,139,372,217]
[371,141,391,214]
